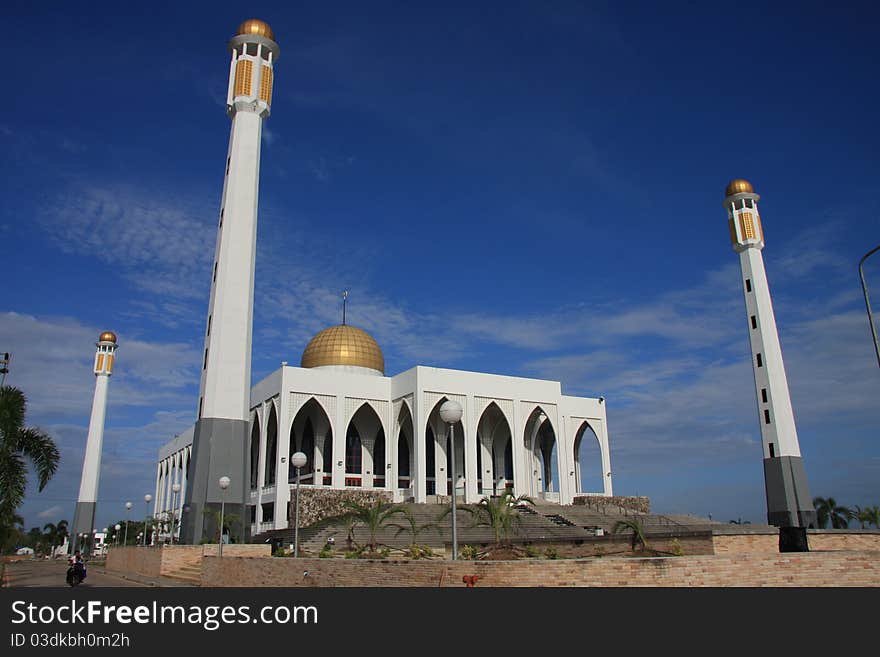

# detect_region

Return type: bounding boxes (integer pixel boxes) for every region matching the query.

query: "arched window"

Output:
[425,427,436,495]
[249,421,260,489]
[346,429,362,475]
[373,429,385,486]
[264,406,278,486]
[398,435,410,477]
[322,435,333,474]
[300,419,314,476]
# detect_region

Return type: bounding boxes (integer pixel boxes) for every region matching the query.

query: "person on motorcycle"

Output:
[67,551,87,585]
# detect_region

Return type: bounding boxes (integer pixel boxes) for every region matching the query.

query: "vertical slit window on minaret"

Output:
[751,315,757,329]
[764,410,771,424]
[203,348,208,370]
[761,388,768,403]
[768,443,775,457]
[213,262,218,282]
[756,353,763,367]
[745,279,752,292]
[207,315,212,336]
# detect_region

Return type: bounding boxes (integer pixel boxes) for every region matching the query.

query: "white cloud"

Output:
[37,505,64,520]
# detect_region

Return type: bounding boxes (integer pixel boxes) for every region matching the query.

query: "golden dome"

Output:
[301,325,384,374]
[237,19,275,41]
[725,178,754,196]
[98,331,117,343]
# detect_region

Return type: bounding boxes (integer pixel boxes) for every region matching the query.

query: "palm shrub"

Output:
[342,499,402,553]
[387,505,439,546]
[0,387,59,538]
[612,518,648,552]
[452,491,534,547]
[858,505,880,529]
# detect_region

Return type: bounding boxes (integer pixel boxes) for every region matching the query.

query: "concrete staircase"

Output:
[254,500,734,554]
[163,562,202,585]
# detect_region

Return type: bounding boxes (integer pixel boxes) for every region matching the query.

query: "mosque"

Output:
[142,18,812,543]
[145,19,611,540]
[155,321,613,536]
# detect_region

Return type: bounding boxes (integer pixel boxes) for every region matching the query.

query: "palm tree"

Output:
[813,497,854,529]
[612,518,648,552]
[342,499,402,553]
[387,506,438,545]
[0,386,59,535]
[854,505,880,529]
[455,491,534,547]
[0,512,24,553]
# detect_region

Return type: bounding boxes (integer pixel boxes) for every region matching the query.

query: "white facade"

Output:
[157,362,612,534]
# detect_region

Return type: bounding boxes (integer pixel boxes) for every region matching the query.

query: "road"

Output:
[3,560,146,587]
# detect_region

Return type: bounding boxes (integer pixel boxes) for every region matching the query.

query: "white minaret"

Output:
[724,179,816,529]
[72,331,118,553]
[181,19,279,544]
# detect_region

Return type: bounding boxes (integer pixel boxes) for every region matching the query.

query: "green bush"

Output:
[459,544,478,560]
[524,545,539,558]
[318,545,333,559]
[544,546,559,560]
[405,544,433,559]
[669,538,684,557]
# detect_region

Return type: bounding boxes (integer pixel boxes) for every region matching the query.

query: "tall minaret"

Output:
[181,19,279,544]
[72,331,118,553]
[724,179,816,528]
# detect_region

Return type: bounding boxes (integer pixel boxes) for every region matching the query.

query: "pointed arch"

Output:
[523,405,560,498]
[249,414,261,490]
[263,403,279,486]
[289,397,332,486]
[477,401,514,496]
[425,396,466,498]
[346,402,384,487]
[396,401,414,491]
[573,421,603,494]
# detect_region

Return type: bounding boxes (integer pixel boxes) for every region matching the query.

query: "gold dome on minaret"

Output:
[301,325,384,374]
[237,19,275,41]
[98,331,117,343]
[725,178,754,197]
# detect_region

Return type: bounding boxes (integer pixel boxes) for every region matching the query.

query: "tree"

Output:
[813,497,854,529]
[612,518,648,552]
[0,512,24,554]
[0,387,60,540]
[42,520,68,555]
[455,491,534,547]
[342,499,402,553]
[854,505,880,529]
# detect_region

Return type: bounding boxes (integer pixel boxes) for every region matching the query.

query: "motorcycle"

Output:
[66,562,86,587]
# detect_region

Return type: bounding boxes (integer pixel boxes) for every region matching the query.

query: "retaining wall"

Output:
[201,550,880,587]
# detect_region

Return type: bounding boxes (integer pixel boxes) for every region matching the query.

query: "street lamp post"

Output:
[291,452,308,558]
[124,502,132,546]
[169,483,181,544]
[218,476,230,557]
[114,524,121,547]
[143,494,152,546]
[439,400,463,560]
[859,245,880,368]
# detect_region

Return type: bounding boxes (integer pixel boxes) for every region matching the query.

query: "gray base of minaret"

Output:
[180,418,251,545]
[70,501,96,554]
[763,456,818,528]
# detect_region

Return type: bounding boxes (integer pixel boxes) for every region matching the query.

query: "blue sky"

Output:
[3,1,879,531]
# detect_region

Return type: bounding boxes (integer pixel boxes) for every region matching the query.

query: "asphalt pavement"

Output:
[3,559,146,588]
